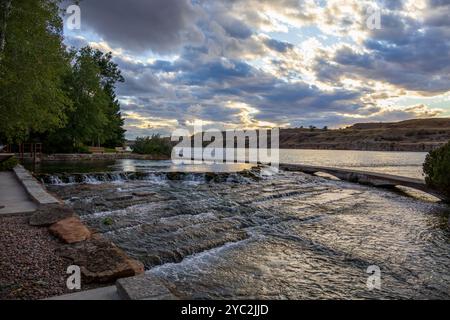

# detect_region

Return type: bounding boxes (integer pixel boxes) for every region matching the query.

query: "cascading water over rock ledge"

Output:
[36,169,262,185]
[42,165,450,300]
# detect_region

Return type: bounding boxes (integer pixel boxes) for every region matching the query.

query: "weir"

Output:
[279,163,448,202]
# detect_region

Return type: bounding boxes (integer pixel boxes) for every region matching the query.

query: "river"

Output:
[33,150,449,299]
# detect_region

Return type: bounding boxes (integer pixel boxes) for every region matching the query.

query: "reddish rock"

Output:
[128,259,145,275]
[49,216,91,244]
[56,235,144,283]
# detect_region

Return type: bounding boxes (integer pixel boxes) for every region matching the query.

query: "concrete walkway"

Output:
[0,171,37,215]
[47,286,121,300]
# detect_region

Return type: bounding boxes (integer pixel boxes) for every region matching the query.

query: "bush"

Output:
[132,135,172,156]
[74,144,92,154]
[102,217,114,226]
[0,157,19,171]
[423,141,450,198]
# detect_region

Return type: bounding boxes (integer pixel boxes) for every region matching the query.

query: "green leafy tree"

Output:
[0,0,12,58]
[46,47,125,151]
[55,48,109,149]
[0,0,72,143]
[86,48,125,147]
[133,135,173,157]
[423,141,450,199]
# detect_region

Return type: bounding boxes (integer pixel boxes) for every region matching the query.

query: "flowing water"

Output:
[34,150,449,299]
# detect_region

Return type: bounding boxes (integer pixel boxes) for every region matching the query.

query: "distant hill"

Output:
[280,118,450,151]
[127,118,450,152]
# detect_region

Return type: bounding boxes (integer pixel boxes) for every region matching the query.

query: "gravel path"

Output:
[0,215,80,299]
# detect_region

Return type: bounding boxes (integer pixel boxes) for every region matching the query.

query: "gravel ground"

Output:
[0,215,91,300]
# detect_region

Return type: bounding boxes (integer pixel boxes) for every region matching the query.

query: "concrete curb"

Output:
[46,286,120,300]
[13,165,60,206]
[116,274,178,300]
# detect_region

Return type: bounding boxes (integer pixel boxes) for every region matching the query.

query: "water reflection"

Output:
[28,149,427,179]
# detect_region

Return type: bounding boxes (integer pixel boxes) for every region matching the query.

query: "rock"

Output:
[56,235,144,283]
[116,274,178,300]
[49,216,91,244]
[29,205,75,226]
[128,259,145,274]
[105,195,133,201]
[132,191,155,197]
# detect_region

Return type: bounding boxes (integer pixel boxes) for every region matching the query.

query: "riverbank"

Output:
[41,153,170,162]
[279,118,450,152]
[0,215,99,299]
[0,165,145,299]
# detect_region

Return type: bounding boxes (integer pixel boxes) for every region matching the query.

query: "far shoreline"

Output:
[21,147,430,164]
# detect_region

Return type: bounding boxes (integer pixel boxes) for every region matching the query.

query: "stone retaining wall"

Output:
[42,153,170,161]
[13,165,60,205]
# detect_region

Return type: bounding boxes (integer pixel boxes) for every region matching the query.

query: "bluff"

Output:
[279,118,450,152]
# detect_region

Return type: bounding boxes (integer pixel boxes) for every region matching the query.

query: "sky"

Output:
[62,0,450,138]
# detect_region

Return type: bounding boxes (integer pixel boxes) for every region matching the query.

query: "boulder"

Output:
[105,195,133,202]
[132,191,156,197]
[127,259,145,275]
[29,204,75,226]
[49,216,91,244]
[57,235,144,283]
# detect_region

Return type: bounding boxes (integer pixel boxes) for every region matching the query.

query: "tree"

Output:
[46,47,125,151]
[0,0,72,143]
[133,135,172,157]
[103,96,126,148]
[85,48,125,147]
[0,0,12,58]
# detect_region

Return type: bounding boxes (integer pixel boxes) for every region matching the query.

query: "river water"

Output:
[35,150,449,299]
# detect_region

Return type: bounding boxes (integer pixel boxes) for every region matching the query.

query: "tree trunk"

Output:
[0,0,12,59]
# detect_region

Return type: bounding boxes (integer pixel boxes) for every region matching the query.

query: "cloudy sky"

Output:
[63,0,450,138]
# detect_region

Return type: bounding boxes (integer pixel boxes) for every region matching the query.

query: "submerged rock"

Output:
[57,234,144,283]
[29,204,75,227]
[105,195,133,202]
[132,191,157,197]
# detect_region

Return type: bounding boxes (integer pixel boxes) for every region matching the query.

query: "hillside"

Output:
[279,118,450,151]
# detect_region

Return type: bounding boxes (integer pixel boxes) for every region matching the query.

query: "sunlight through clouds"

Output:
[63,0,450,137]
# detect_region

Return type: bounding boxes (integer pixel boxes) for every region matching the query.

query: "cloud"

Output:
[78,0,204,54]
[61,0,450,138]
[313,1,450,94]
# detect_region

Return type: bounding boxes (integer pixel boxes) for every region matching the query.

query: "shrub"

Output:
[423,141,450,198]
[0,157,19,171]
[74,144,92,154]
[102,217,114,226]
[132,135,172,156]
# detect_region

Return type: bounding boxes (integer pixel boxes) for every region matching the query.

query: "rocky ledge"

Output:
[29,204,144,284]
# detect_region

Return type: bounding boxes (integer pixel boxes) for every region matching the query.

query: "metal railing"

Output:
[1,143,42,162]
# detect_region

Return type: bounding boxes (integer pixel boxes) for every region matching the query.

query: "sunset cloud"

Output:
[63,0,450,138]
